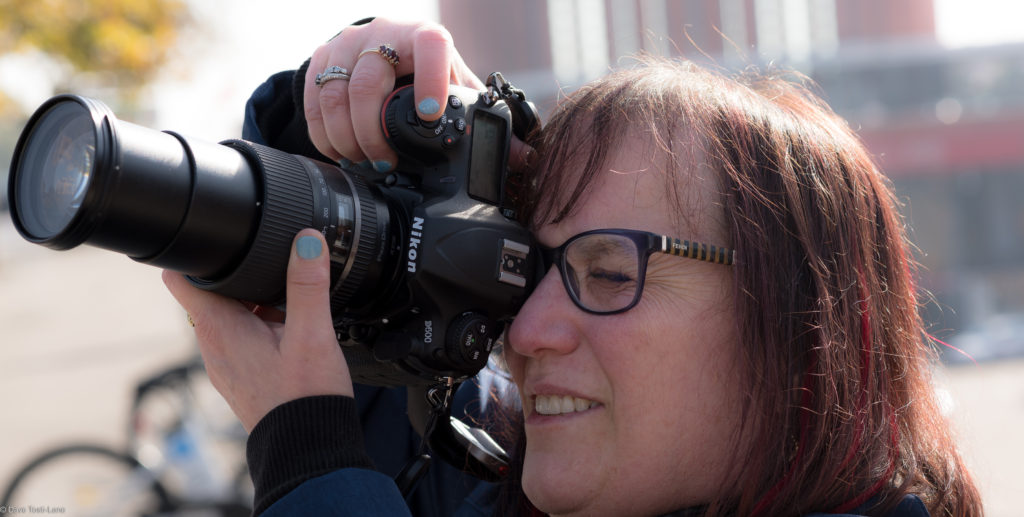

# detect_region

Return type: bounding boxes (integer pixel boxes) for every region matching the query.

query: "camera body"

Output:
[8,83,539,388]
[319,84,536,386]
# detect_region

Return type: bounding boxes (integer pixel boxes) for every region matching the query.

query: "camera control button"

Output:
[446,312,495,370]
[448,95,462,109]
[405,110,419,127]
[454,118,467,133]
[442,134,457,148]
[419,113,445,131]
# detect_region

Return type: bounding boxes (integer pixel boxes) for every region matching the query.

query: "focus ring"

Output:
[331,172,379,310]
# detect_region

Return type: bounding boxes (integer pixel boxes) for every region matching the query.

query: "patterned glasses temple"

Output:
[661,236,736,266]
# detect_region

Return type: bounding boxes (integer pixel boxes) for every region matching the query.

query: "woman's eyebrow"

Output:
[569,236,634,260]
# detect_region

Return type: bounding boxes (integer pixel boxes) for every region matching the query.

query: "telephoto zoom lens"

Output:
[8,95,394,307]
[12,102,95,240]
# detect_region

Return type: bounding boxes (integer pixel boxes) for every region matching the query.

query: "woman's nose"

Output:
[506,266,582,358]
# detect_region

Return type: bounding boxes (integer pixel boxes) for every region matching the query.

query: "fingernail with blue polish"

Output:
[296,235,322,259]
[338,157,353,168]
[373,160,393,173]
[356,160,371,170]
[418,97,440,116]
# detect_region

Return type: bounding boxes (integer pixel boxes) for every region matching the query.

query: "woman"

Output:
[163,18,982,516]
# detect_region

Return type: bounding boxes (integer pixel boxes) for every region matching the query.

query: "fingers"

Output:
[162,270,258,347]
[162,230,336,354]
[161,230,353,431]
[305,22,405,170]
[305,45,349,162]
[281,230,337,354]
[161,269,276,415]
[348,46,399,172]
[304,19,483,172]
[410,25,454,123]
[280,229,355,402]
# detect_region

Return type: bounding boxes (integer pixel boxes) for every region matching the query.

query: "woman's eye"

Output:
[588,268,633,283]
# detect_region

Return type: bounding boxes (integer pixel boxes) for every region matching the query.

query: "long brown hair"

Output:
[513,57,982,516]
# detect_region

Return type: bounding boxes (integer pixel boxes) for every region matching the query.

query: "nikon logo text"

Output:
[407,216,424,272]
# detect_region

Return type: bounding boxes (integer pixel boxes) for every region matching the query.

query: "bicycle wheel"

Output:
[131,360,253,515]
[1,444,173,517]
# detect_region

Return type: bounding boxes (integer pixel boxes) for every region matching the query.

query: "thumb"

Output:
[282,229,334,346]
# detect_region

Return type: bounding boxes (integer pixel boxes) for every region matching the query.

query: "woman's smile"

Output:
[533,394,601,416]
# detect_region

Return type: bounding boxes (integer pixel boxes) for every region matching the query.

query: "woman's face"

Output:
[505,146,745,516]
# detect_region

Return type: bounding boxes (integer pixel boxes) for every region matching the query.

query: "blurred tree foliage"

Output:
[0,90,12,113]
[0,0,191,96]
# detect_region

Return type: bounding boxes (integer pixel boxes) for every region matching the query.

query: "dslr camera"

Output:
[8,75,540,389]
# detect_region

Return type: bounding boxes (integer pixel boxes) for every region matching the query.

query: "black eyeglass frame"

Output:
[540,228,736,315]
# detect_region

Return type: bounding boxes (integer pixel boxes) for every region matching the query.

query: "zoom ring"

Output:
[331,173,379,310]
[197,140,315,303]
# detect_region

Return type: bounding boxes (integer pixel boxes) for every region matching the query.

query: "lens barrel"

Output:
[9,95,259,279]
[8,95,395,307]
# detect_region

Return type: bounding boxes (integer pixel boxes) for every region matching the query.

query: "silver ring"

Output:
[357,44,399,67]
[315,65,350,87]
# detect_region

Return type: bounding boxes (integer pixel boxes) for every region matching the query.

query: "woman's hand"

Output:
[162,229,352,432]
[304,18,484,172]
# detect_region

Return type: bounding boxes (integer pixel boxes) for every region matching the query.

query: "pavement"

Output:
[0,212,1021,515]
[0,212,197,510]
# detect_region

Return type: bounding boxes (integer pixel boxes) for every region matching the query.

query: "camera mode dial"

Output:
[383,87,468,158]
[445,312,499,371]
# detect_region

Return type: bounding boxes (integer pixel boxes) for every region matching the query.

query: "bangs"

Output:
[519,61,702,229]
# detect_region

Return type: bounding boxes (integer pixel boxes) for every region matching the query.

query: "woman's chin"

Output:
[523,485,584,516]
[521,456,599,516]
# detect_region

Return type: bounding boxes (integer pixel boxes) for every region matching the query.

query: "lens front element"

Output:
[13,102,96,239]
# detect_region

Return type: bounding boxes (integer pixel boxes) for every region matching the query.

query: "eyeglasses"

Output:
[540,228,736,315]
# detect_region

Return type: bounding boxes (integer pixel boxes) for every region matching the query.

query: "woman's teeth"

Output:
[534,394,599,415]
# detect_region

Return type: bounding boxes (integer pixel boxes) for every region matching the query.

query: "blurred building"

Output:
[441,0,1024,352]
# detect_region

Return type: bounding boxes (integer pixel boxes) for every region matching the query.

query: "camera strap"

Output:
[483,72,540,142]
[394,379,453,498]
[395,376,511,496]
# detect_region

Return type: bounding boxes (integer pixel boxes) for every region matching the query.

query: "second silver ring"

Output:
[315,65,351,87]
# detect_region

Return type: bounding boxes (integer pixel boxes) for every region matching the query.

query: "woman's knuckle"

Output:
[292,265,330,291]
[304,101,325,124]
[346,73,382,99]
[311,43,329,62]
[318,86,350,112]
